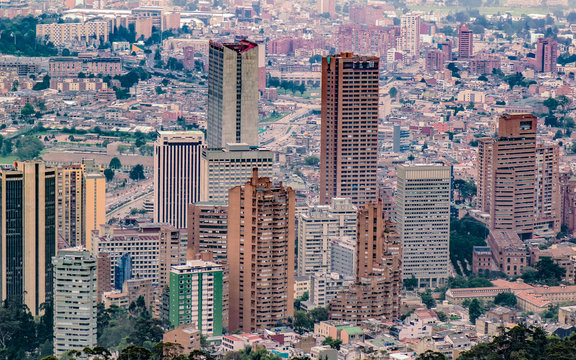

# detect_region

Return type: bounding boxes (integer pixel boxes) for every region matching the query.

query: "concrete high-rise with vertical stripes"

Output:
[154,131,204,229]
[320,53,379,206]
[396,164,451,288]
[227,169,295,332]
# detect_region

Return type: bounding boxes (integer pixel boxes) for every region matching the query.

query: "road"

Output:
[259,103,319,151]
[106,188,153,220]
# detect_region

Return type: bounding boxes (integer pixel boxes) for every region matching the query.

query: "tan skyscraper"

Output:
[0,161,56,316]
[154,131,204,229]
[227,169,295,332]
[477,114,560,238]
[329,201,402,322]
[207,40,259,149]
[400,14,421,57]
[320,53,379,206]
[57,160,105,248]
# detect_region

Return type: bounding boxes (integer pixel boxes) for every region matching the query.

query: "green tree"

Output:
[118,345,152,360]
[420,289,436,309]
[21,103,35,117]
[322,336,342,350]
[415,351,446,360]
[109,157,122,169]
[522,257,566,285]
[305,156,320,166]
[104,168,115,182]
[389,87,398,98]
[130,164,146,181]
[494,292,517,307]
[15,136,44,160]
[544,97,560,114]
[404,275,418,290]
[468,298,484,324]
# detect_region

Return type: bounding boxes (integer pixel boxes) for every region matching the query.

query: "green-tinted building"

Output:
[169,260,223,337]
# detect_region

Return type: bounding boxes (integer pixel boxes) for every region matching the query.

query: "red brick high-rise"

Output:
[227,169,295,332]
[320,53,379,206]
[535,38,558,73]
[458,24,473,59]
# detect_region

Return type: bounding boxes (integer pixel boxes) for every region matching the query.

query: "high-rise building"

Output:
[93,223,186,288]
[202,144,274,203]
[169,260,223,337]
[535,38,558,73]
[297,198,357,277]
[318,0,335,16]
[228,169,295,332]
[320,53,379,206]
[477,114,560,238]
[400,14,421,56]
[425,49,445,72]
[329,202,402,322]
[114,253,133,290]
[560,173,576,237]
[439,40,453,61]
[53,248,97,357]
[396,164,451,288]
[56,161,105,248]
[0,161,56,316]
[330,237,356,278]
[154,131,204,229]
[207,40,259,149]
[458,24,473,59]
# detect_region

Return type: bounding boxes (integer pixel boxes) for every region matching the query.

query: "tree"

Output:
[420,289,436,309]
[468,298,484,324]
[389,87,398,98]
[404,275,418,290]
[78,72,86,78]
[494,292,517,307]
[130,164,146,181]
[322,336,342,350]
[118,345,152,360]
[21,103,35,117]
[104,168,115,182]
[453,179,477,205]
[544,97,560,114]
[305,156,320,166]
[109,157,122,169]
[15,136,44,160]
[522,257,566,286]
[415,351,446,360]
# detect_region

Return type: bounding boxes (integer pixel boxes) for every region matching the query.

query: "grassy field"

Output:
[260,112,288,123]
[0,155,18,164]
[407,5,551,16]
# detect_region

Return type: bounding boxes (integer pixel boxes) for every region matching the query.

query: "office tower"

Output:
[187,202,229,262]
[458,24,473,59]
[202,144,274,203]
[207,40,259,149]
[439,40,452,61]
[329,202,402,322]
[396,164,451,288]
[169,260,223,337]
[330,237,356,278]
[477,114,537,238]
[96,253,111,303]
[425,49,445,72]
[400,14,420,56]
[228,169,295,332]
[154,131,204,229]
[57,161,106,248]
[535,38,558,73]
[320,53,379,206]
[297,198,357,277]
[0,161,56,316]
[534,144,560,235]
[93,223,186,288]
[53,248,97,357]
[114,253,133,290]
[318,0,335,16]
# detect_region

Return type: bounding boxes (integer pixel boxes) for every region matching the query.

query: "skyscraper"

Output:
[207,40,259,149]
[400,14,421,56]
[53,248,97,357]
[329,202,402,322]
[0,161,56,316]
[458,24,473,59]
[425,49,445,72]
[396,164,451,288]
[535,38,558,73]
[228,169,295,332]
[169,259,223,337]
[320,53,379,206]
[477,114,559,238]
[318,0,335,16]
[297,198,357,277]
[56,161,106,249]
[154,131,204,229]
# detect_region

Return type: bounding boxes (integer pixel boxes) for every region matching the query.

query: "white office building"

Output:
[53,248,97,357]
[396,164,451,288]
